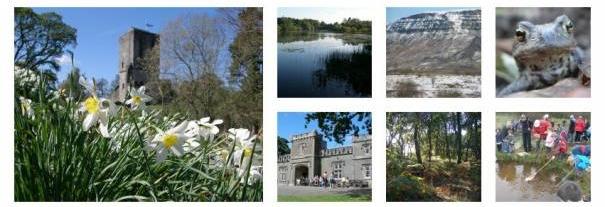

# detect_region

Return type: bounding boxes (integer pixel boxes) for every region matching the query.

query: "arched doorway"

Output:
[294,165,309,186]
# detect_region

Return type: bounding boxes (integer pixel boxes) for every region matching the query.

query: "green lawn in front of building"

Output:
[278,194,371,202]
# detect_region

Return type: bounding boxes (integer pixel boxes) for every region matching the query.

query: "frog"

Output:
[497,15,590,97]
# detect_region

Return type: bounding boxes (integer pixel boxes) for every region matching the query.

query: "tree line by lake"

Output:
[278,17,371,34]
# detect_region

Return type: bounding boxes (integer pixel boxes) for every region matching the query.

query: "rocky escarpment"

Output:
[387,9,481,74]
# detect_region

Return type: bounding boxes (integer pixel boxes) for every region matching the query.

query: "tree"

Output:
[277,17,371,34]
[224,8,263,130]
[468,113,481,160]
[58,51,84,99]
[278,136,290,156]
[444,113,451,162]
[137,44,176,107]
[413,112,422,164]
[14,8,77,72]
[110,74,119,93]
[426,113,433,162]
[95,78,109,97]
[58,67,84,99]
[456,112,463,164]
[304,112,371,144]
[161,13,227,119]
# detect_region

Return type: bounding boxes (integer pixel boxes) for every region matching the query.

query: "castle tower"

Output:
[116,27,159,101]
[288,130,325,185]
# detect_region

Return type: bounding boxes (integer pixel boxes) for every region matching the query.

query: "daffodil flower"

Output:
[228,128,256,145]
[247,165,263,185]
[185,117,223,140]
[149,121,189,162]
[125,86,152,110]
[19,96,34,119]
[79,77,116,138]
[238,165,263,185]
[184,117,223,153]
[228,128,259,168]
[197,117,223,138]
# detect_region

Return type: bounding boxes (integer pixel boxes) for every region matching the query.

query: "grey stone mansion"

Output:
[277,131,372,187]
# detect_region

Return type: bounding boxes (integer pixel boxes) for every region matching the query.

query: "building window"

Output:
[279,167,288,182]
[299,143,307,155]
[362,164,371,179]
[331,161,344,179]
[362,143,371,154]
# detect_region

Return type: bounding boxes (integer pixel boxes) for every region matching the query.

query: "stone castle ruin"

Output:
[113,27,159,102]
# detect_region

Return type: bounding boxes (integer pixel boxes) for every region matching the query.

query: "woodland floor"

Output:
[387,157,481,201]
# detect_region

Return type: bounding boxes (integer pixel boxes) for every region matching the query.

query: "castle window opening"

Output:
[332,161,344,178]
[362,164,372,179]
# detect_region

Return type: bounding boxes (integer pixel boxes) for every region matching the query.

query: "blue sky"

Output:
[32,8,225,82]
[277,112,370,149]
[386,7,479,24]
[278,8,373,24]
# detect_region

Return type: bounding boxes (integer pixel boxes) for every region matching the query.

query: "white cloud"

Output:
[54,53,73,67]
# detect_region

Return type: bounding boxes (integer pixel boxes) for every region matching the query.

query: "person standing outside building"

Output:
[496,128,503,152]
[575,116,586,143]
[322,171,328,188]
[519,114,532,152]
[535,114,551,152]
[569,115,576,143]
[328,172,334,189]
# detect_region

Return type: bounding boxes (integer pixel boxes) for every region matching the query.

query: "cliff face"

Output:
[387,9,481,73]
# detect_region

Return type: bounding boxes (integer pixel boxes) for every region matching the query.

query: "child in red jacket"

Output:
[575,116,586,143]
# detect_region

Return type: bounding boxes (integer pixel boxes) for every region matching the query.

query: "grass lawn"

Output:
[278,194,371,202]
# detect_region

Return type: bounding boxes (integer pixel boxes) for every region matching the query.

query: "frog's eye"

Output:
[564,21,574,33]
[515,29,526,42]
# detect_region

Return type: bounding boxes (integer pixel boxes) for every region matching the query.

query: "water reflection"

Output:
[278,32,372,97]
[496,162,560,201]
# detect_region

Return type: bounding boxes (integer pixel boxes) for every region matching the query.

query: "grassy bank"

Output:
[278,194,371,202]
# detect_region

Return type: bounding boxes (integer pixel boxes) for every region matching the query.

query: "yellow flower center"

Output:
[20,102,28,112]
[84,97,100,114]
[162,134,178,148]
[243,147,253,157]
[132,96,142,105]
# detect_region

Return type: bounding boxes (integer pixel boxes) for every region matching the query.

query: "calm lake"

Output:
[278,32,371,97]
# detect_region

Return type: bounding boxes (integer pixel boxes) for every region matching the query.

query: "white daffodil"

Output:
[232,141,255,168]
[78,77,116,138]
[228,128,256,145]
[197,117,223,138]
[186,117,223,140]
[15,66,41,88]
[19,96,34,119]
[183,117,223,153]
[149,121,189,162]
[125,86,152,110]
[183,121,200,153]
[238,165,263,185]
[248,165,263,185]
[183,138,200,153]
[229,128,259,169]
[211,149,230,167]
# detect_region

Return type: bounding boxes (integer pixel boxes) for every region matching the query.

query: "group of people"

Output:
[496,113,591,202]
[296,171,351,188]
[496,113,591,154]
